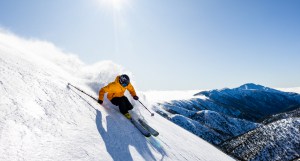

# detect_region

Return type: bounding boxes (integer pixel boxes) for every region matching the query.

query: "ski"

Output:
[138,119,159,137]
[130,119,151,137]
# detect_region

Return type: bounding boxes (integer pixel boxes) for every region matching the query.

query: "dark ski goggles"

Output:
[121,82,129,87]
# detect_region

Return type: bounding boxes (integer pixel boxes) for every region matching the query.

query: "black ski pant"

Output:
[111,96,133,115]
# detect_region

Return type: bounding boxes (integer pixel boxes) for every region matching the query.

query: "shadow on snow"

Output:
[96,110,156,161]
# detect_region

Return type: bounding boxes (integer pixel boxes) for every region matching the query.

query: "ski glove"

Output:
[97,99,103,105]
[133,96,139,100]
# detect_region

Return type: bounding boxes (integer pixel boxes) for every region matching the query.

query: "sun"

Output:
[97,0,130,11]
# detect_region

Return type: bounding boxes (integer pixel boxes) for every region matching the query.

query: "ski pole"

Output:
[138,100,154,116]
[67,83,97,101]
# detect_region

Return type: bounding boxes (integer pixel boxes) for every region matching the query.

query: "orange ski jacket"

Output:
[98,76,137,101]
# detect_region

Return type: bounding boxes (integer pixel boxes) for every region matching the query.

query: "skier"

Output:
[97,74,139,119]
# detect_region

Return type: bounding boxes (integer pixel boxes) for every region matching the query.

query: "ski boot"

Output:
[124,113,132,120]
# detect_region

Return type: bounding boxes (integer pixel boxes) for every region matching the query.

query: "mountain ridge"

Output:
[153,83,300,161]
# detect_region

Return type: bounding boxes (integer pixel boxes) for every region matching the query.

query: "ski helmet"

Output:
[119,74,130,87]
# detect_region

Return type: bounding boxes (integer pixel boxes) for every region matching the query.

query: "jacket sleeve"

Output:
[127,83,137,97]
[98,83,112,101]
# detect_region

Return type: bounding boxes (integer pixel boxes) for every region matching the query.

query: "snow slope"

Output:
[0,30,234,161]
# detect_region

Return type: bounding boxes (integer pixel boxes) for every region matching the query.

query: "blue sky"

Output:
[0,0,299,90]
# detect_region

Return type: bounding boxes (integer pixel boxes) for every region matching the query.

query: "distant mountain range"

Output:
[194,83,300,121]
[153,83,300,161]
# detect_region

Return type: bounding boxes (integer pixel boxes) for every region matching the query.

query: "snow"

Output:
[0,30,234,161]
[239,83,266,90]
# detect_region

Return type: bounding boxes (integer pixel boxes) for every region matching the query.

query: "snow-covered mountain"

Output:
[153,83,300,125]
[151,84,300,160]
[0,30,234,160]
[195,83,300,121]
[220,109,300,161]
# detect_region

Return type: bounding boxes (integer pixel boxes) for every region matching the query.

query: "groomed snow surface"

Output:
[0,31,234,161]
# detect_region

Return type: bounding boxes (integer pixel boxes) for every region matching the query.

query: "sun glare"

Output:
[98,0,130,11]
